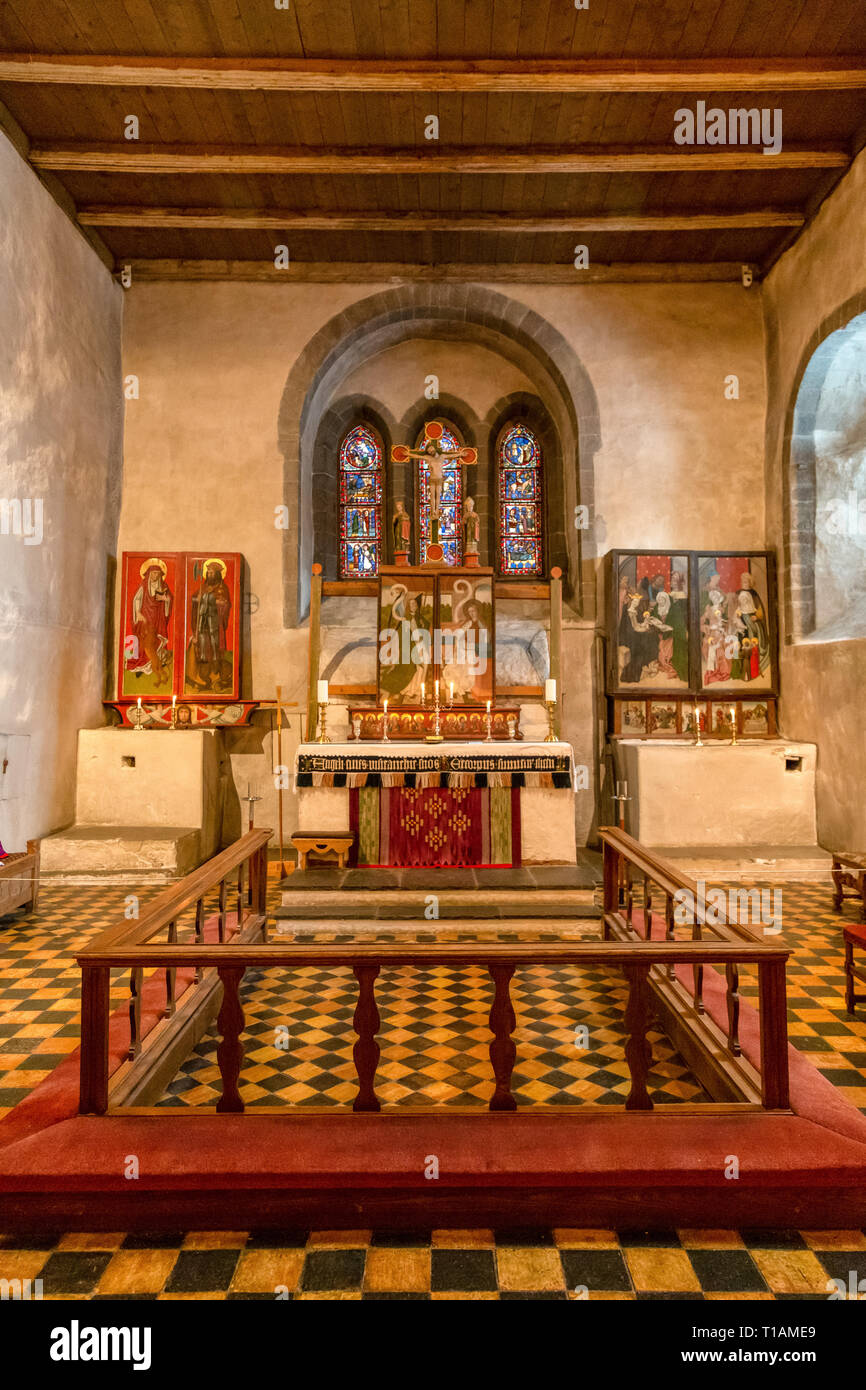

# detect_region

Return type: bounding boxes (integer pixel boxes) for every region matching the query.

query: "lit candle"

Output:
[383,698,388,716]
[693,704,699,728]
[137,697,142,711]
[434,679,439,700]
[421,682,425,704]
[486,699,491,714]
[317,679,329,703]
[730,704,736,727]
[545,678,557,703]
[449,682,454,705]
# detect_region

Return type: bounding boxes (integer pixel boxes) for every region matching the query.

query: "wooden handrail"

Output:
[78,828,272,954]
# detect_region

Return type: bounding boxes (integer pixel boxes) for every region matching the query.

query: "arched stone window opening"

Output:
[338,422,384,578]
[496,422,544,577]
[788,307,866,643]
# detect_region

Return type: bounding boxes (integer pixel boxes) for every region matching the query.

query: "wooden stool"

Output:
[832,852,866,923]
[291,831,354,871]
[0,840,40,917]
[844,922,866,1014]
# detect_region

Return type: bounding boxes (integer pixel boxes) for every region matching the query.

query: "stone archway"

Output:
[783,288,866,642]
[277,283,601,626]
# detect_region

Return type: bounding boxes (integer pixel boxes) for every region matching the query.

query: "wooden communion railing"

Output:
[76,829,270,1113]
[77,826,790,1117]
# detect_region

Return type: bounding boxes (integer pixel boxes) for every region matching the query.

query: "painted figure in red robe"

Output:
[128,559,173,687]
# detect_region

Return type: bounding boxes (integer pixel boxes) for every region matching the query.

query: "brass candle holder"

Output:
[693,705,703,747]
[424,685,446,744]
[382,706,390,742]
[544,699,558,743]
[730,706,738,746]
[316,700,330,744]
[484,708,493,742]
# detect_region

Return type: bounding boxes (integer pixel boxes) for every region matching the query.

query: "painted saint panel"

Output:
[377,571,435,707]
[611,552,691,694]
[182,553,242,699]
[119,552,181,698]
[438,572,495,705]
[696,553,777,694]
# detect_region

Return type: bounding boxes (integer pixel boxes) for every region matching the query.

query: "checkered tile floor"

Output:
[2,877,866,1297]
[2,1226,865,1300]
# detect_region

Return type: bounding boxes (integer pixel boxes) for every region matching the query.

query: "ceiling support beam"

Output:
[31,144,849,175]
[2,55,866,92]
[78,206,805,232]
[121,259,748,284]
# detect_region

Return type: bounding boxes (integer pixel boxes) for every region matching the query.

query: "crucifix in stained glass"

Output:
[391,421,477,564]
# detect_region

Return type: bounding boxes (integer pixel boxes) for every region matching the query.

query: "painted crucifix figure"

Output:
[391,422,478,557]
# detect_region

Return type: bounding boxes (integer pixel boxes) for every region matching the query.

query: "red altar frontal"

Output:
[350,785,521,867]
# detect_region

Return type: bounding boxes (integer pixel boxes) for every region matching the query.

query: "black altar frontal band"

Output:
[295,751,574,790]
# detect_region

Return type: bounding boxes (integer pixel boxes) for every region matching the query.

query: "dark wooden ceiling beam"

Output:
[31,144,848,175]
[79,206,804,232]
[3,55,866,92]
[121,260,749,284]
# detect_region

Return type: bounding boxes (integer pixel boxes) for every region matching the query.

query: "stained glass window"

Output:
[339,423,383,577]
[497,423,543,576]
[417,421,463,566]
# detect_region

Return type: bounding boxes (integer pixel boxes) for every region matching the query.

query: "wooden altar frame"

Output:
[376,564,496,710]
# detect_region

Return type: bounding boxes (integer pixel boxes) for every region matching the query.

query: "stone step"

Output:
[651,843,833,884]
[272,916,600,937]
[39,825,202,884]
[276,886,599,920]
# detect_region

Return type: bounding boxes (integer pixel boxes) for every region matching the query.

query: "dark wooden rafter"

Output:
[30,143,849,175]
[2,54,866,92]
[78,206,805,232]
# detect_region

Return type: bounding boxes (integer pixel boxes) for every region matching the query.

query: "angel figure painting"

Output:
[378,574,435,706]
[439,573,494,704]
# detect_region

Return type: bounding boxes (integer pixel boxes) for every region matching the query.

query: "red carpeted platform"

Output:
[2,913,866,1230]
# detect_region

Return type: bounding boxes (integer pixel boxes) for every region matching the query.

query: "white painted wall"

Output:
[0,130,123,849]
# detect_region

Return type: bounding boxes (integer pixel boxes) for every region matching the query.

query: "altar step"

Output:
[39,824,202,884]
[276,860,601,921]
[649,843,834,883]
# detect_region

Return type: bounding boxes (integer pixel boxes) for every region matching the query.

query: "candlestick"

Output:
[545,678,557,703]
[382,698,389,742]
[421,682,425,705]
[449,682,454,707]
[171,694,177,729]
[135,696,144,731]
[424,683,443,743]
[730,703,738,746]
[544,696,557,743]
[316,699,330,744]
[485,700,493,742]
[693,703,703,747]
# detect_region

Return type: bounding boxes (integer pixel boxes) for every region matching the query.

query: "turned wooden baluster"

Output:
[216,965,245,1113]
[488,962,518,1110]
[644,875,653,940]
[664,893,676,980]
[725,963,742,1056]
[352,965,381,1111]
[218,878,227,943]
[624,964,653,1110]
[692,918,705,1014]
[625,863,634,926]
[194,897,204,982]
[127,966,143,1060]
[236,862,244,932]
[164,919,177,1016]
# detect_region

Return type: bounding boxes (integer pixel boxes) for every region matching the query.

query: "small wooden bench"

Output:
[290,831,354,871]
[832,852,866,923]
[0,840,40,918]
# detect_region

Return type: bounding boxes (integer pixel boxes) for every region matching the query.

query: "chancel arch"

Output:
[785,296,866,644]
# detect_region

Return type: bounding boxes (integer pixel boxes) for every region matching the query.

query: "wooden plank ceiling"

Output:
[1,0,866,282]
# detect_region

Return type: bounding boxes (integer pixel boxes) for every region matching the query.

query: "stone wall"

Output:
[0,131,123,849]
[119,276,766,847]
[763,144,866,849]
